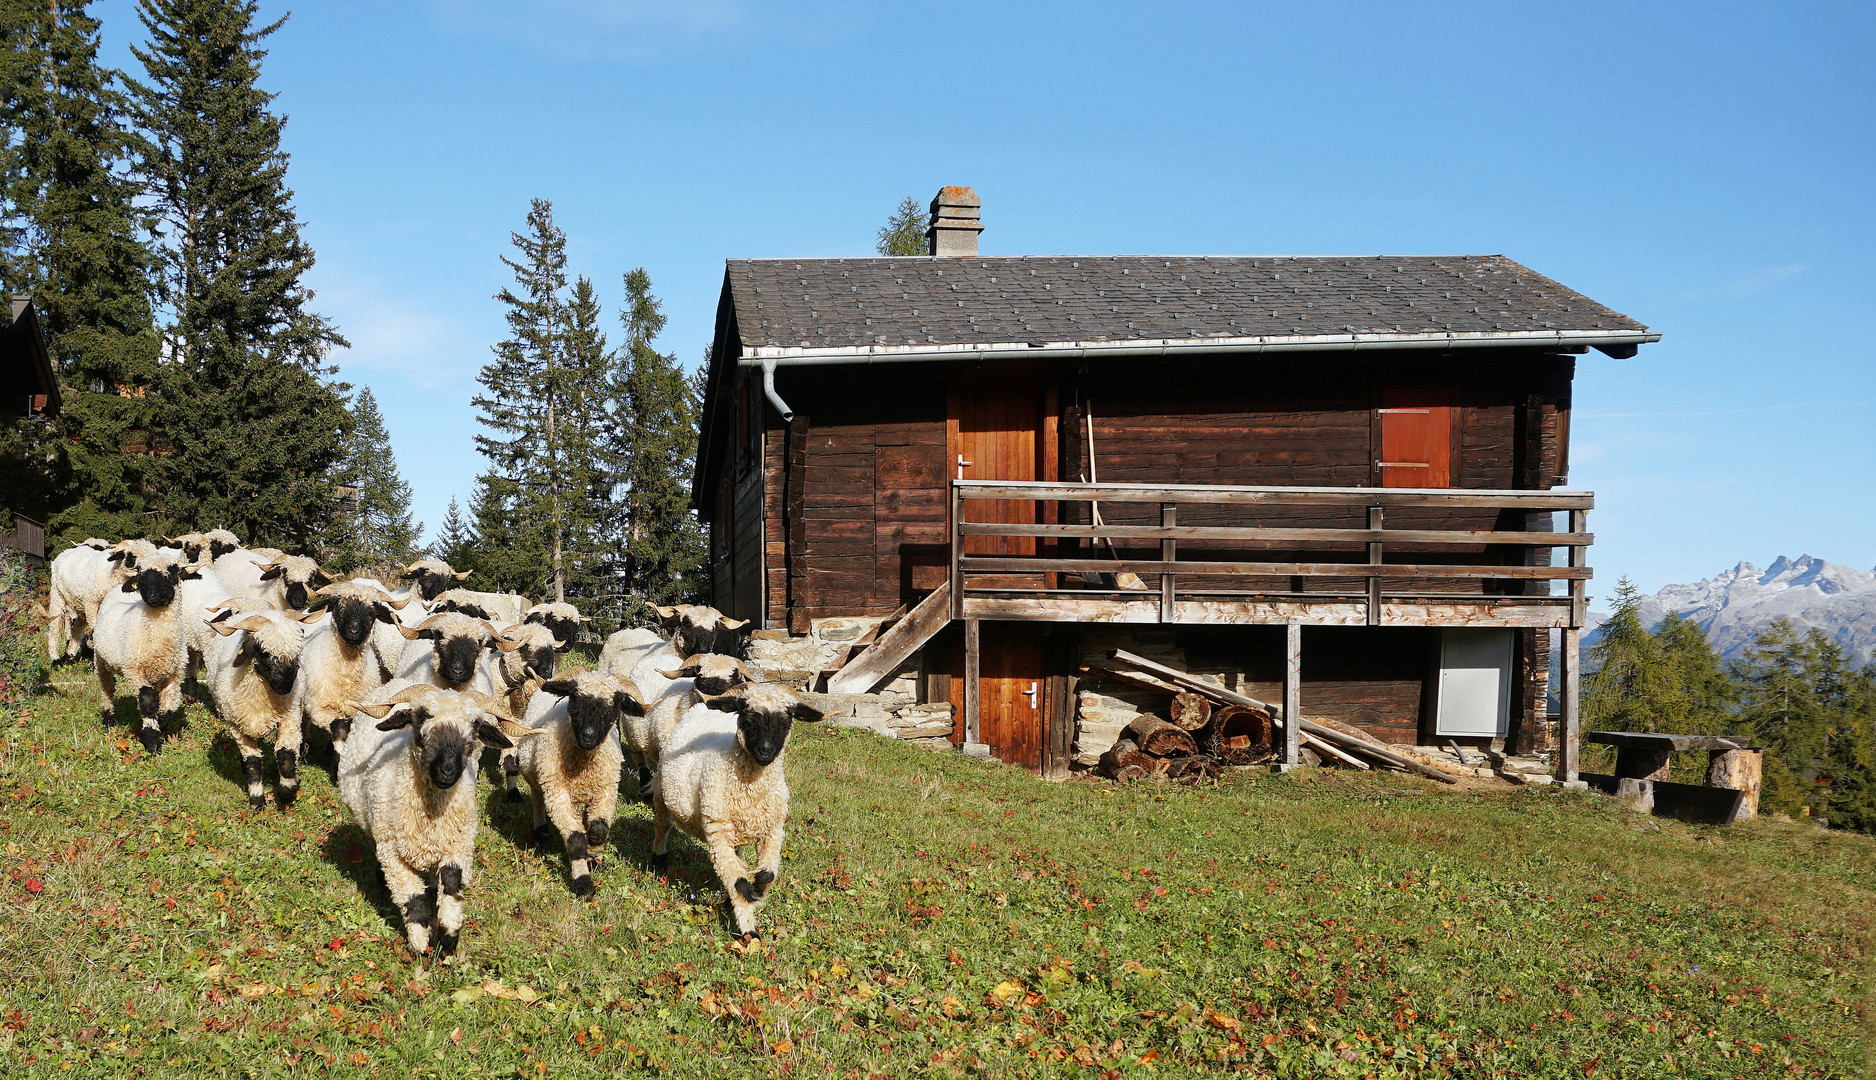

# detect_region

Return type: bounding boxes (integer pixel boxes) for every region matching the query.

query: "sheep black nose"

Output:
[430,758,463,789]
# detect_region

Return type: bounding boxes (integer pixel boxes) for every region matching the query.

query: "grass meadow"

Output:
[0,662,1870,1079]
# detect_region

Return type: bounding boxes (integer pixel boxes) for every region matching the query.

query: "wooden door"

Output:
[949,366,1051,559]
[972,623,1048,770]
[1376,388,1452,488]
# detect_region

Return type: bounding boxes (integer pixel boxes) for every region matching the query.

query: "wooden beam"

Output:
[1283,623,1302,765]
[1568,508,1590,628]
[1559,627,1581,782]
[1366,505,1384,627]
[959,556,1593,580]
[825,584,952,694]
[956,522,1594,547]
[1159,503,1176,623]
[963,619,981,747]
[953,480,1594,510]
[960,595,1573,628]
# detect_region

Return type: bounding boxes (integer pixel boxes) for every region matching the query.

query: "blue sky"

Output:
[92,0,1875,599]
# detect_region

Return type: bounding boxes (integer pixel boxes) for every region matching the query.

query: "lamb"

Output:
[392,612,522,698]
[396,558,469,602]
[653,604,754,659]
[46,538,123,660]
[515,670,647,897]
[91,549,210,752]
[522,601,585,646]
[298,581,412,746]
[651,682,825,942]
[214,548,332,610]
[339,681,542,956]
[204,606,317,809]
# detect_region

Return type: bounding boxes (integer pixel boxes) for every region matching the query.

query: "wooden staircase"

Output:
[824,582,953,694]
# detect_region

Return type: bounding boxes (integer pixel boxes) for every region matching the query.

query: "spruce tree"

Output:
[876,195,926,256]
[429,494,477,571]
[327,385,420,572]
[607,267,706,609]
[1583,578,1665,735]
[558,274,610,605]
[1732,620,1834,817]
[128,0,347,551]
[0,0,162,543]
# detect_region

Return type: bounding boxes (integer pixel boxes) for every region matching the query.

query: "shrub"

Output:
[0,548,48,704]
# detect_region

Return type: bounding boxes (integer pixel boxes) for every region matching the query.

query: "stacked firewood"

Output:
[1087,650,1465,785]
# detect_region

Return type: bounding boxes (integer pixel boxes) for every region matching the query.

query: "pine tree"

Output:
[606,267,706,611]
[470,198,575,600]
[128,0,347,551]
[876,195,926,256]
[327,386,420,572]
[429,494,477,571]
[0,0,162,543]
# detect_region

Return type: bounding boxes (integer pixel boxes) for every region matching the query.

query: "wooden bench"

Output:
[1582,731,1762,824]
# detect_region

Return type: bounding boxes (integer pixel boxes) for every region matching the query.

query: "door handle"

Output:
[1023,682,1038,708]
[956,455,973,480]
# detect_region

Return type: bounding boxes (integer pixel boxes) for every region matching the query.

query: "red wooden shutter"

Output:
[1377,388,1452,488]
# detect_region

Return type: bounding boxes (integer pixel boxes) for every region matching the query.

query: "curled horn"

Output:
[291,609,326,623]
[385,594,413,610]
[355,684,440,718]
[485,623,525,653]
[453,569,472,580]
[458,689,521,725]
[209,614,274,637]
[396,612,452,639]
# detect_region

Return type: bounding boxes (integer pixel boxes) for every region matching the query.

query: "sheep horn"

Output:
[385,594,413,610]
[458,690,519,724]
[291,609,326,623]
[356,685,442,717]
[453,569,472,580]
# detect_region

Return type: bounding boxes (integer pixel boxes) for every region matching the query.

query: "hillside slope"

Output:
[0,673,1870,1078]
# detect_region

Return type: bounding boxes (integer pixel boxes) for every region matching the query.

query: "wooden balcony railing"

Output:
[947,480,1592,629]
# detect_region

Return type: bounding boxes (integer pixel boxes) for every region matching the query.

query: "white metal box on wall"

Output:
[1434,628,1514,738]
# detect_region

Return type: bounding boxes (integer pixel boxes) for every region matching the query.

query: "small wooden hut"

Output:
[693,188,1656,779]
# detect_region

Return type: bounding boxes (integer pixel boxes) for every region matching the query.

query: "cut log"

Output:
[1379,743,1473,781]
[1203,705,1274,764]
[1706,748,1762,823]
[1122,715,1198,758]
[1161,756,1223,783]
[1169,693,1213,731]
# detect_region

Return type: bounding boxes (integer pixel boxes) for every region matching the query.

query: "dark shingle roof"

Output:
[725,254,1649,353]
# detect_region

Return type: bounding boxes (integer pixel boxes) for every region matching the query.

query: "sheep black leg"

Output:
[434,865,464,956]
[566,831,595,898]
[136,686,162,754]
[95,660,117,729]
[158,681,185,741]
[274,747,299,809]
[241,755,266,810]
[583,815,609,870]
[502,752,522,801]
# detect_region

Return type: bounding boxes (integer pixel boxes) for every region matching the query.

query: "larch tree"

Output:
[875,195,926,256]
[328,385,421,572]
[0,0,162,544]
[128,0,348,552]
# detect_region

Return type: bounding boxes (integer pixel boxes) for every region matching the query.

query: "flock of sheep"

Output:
[45,531,825,955]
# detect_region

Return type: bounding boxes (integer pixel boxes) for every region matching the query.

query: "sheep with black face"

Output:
[204,605,319,809]
[47,538,146,661]
[652,604,753,660]
[486,620,562,730]
[214,548,332,611]
[522,601,585,647]
[627,653,756,768]
[92,549,210,752]
[298,580,411,746]
[515,670,647,897]
[339,682,542,956]
[392,612,521,697]
[651,682,824,943]
[397,558,470,603]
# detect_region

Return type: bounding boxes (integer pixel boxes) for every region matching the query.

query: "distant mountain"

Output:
[1583,555,1876,668]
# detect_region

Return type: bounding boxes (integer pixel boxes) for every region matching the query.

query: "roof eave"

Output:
[736,328,1660,367]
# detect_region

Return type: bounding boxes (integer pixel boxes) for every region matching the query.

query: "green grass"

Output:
[1,667,1871,1079]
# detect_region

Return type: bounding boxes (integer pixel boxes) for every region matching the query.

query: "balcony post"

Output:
[1159,503,1176,622]
[1365,505,1384,626]
[949,480,964,621]
[962,618,986,757]
[1558,626,1581,783]
[1283,622,1302,766]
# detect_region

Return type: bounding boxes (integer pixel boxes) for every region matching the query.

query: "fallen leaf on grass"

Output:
[1205,1008,1240,1032]
[989,980,1025,1004]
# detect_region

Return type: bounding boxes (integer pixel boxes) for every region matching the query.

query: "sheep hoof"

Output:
[274,787,298,810]
[572,874,595,899]
[649,853,668,873]
[752,869,775,897]
[247,793,266,811]
[734,877,757,902]
[504,787,523,803]
[434,930,460,956]
[138,728,162,754]
[98,707,113,728]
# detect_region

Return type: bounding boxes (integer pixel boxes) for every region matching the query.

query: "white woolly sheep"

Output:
[652,604,753,659]
[396,558,469,602]
[339,681,542,956]
[599,627,667,680]
[431,587,529,627]
[651,682,825,942]
[392,612,522,698]
[298,581,412,746]
[619,653,756,793]
[204,606,318,809]
[46,538,120,660]
[213,548,332,611]
[92,550,211,752]
[522,601,586,646]
[486,620,562,720]
[516,670,647,897]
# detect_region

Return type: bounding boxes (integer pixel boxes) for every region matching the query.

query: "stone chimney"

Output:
[926,186,982,257]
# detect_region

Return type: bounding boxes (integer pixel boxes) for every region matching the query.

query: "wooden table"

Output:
[1584,731,1762,823]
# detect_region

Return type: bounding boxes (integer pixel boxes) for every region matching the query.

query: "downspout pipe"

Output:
[759,357,793,421]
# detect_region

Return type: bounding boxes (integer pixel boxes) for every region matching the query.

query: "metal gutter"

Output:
[734,328,1660,369]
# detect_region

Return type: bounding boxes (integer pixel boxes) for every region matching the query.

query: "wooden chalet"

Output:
[2,297,54,566]
[693,188,1657,780]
